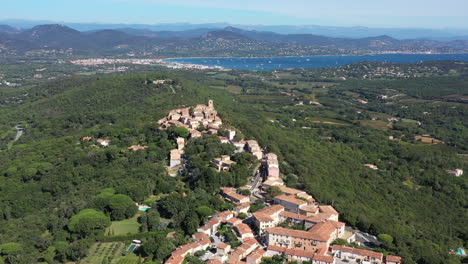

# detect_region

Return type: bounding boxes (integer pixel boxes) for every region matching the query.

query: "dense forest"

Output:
[0,62,466,264]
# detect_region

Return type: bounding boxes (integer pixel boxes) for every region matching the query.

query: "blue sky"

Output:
[2,0,468,28]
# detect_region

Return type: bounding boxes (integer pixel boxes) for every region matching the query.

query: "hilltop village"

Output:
[158,101,402,264]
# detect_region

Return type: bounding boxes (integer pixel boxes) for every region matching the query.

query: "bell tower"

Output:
[208,100,214,108]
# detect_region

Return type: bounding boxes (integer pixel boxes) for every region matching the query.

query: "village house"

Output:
[273,194,308,213]
[226,260,248,264]
[227,130,236,140]
[308,220,346,242]
[216,210,235,221]
[212,155,237,171]
[191,130,202,138]
[217,242,231,255]
[331,245,383,264]
[234,203,251,215]
[253,204,285,235]
[232,140,247,153]
[363,164,379,170]
[229,238,260,261]
[177,137,185,150]
[279,211,308,225]
[165,232,211,264]
[219,136,230,144]
[264,153,280,179]
[128,145,149,151]
[197,225,212,236]
[299,205,319,216]
[246,248,266,264]
[263,177,284,188]
[225,217,243,227]
[206,259,222,264]
[447,168,463,177]
[170,149,183,167]
[266,245,335,264]
[207,217,221,234]
[246,140,263,160]
[304,205,339,229]
[96,139,111,147]
[220,187,250,204]
[234,223,255,241]
[266,227,330,252]
[385,255,402,264]
[82,136,92,141]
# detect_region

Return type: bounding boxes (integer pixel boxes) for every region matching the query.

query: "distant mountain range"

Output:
[0,24,467,57]
[2,19,468,40]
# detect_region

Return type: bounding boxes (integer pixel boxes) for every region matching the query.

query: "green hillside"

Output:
[0,69,466,264]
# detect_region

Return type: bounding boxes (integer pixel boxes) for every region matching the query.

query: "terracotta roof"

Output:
[235,223,254,236]
[284,248,315,259]
[297,192,314,202]
[253,204,284,222]
[193,232,209,241]
[165,254,184,264]
[300,205,319,213]
[208,218,220,225]
[312,254,334,263]
[278,186,304,195]
[221,187,249,203]
[331,245,383,259]
[319,205,338,215]
[263,178,284,186]
[226,217,242,226]
[198,225,210,231]
[268,246,334,264]
[247,248,266,261]
[308,221,339,239]
[279,211,308,221]
[206,259,222,264]
[305,213,334,223]
[267,245,286,253]
[217,210,234,219]
[274,194,308,206]
[217,242,229,249]
[226,260,248,264]
[235,203,250,210]
[386,255,402,262]
[253,212,274,222]
[266,227,329,241]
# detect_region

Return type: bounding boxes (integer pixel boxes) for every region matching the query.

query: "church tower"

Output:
[208,100,214,108]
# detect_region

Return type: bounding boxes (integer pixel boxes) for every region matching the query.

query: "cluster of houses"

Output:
[166,176,402,264]
[160,102,402,264]
[158,100,221,135]
[160,100,265,175]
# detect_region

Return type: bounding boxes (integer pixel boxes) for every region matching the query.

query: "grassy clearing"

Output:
[80,242,129,264]
[306,117,350,126]
[357,120,391,131]
[106,214,141,236]
[226,85,243,94]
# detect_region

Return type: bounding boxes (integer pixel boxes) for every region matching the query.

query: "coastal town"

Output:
[157,100,402,264]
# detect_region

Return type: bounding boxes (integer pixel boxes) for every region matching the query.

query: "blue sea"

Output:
[166,54,468,70]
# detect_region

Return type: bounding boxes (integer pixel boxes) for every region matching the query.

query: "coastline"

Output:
[162,52,468,61]
[161,53,468,70]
